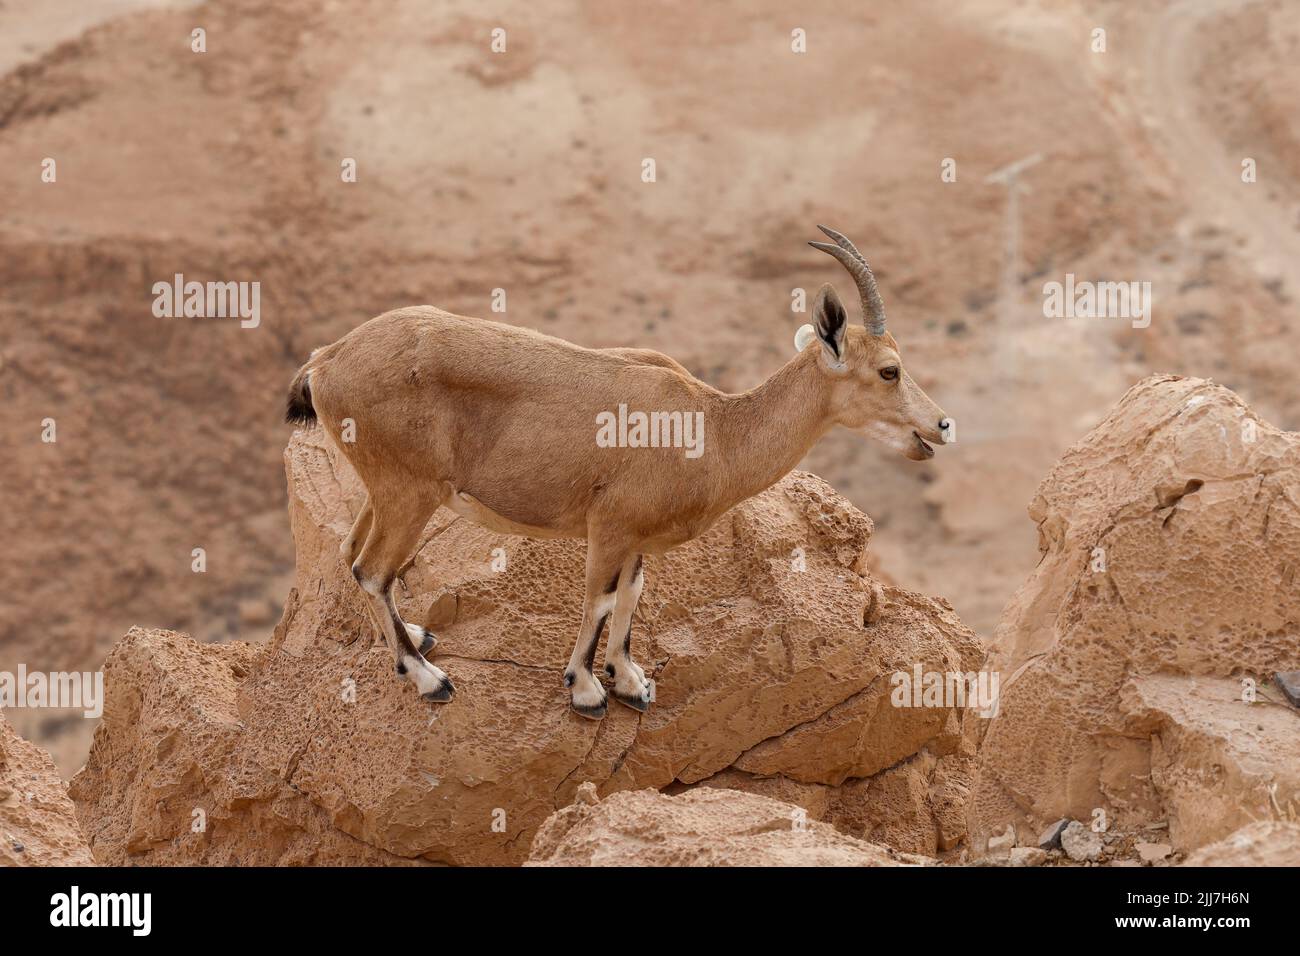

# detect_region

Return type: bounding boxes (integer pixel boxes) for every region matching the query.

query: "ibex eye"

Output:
[879,366,899,381]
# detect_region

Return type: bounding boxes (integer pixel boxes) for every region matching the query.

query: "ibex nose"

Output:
[938,418,956,444]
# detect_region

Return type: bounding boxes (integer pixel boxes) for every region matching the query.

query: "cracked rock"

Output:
[69,433,984,865]
[969,376,1300,856]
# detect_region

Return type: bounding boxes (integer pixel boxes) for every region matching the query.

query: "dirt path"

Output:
[1141,0,1300,293]
[0,0,197,73]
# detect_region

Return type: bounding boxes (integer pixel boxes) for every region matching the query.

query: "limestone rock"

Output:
[1008,846,1048,867]
[1183,821,1300,866]
[1119,674,1300,851]
[525,787,930,866]
[986,822,1017,857]
[0,712,94,866]
[71,432,984,865]
[1135,841,1172,864]
[68,628,412,866]
[971,376,1300,854]
[1060,821,1103,862]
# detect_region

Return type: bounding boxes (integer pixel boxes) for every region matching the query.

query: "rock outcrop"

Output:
[526,784,929,866]
[971,375,1300,854]
[0,712,94,866]
[71,430,984,865]
[68,628,411,865]
[1182,821,1300,866]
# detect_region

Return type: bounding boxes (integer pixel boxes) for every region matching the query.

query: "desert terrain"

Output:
[0,0,1297,868]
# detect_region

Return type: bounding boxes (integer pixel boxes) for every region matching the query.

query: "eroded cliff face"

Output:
[970,375,1300,855]
[70,430,983,865]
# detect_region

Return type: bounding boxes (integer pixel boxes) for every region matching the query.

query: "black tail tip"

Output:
[285,376,317,426]
[285,402,316,426]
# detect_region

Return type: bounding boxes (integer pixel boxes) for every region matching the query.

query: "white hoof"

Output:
[399,655,454,703]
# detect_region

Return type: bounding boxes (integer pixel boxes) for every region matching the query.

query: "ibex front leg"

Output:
[563,538,628,719]
[602,554,651,712]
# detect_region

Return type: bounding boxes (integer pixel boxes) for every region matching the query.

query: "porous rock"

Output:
[970,376,1300,855]
[71,431,984,865]
[0,712,94,866]
[526,786,930,866]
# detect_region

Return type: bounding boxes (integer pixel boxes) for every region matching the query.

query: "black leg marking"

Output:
[605,569,621,594]
[582,613,609,673]
[383,592,422,660]
[571,698,607,720]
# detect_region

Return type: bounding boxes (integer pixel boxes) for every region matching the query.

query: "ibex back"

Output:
[284,226,954,718]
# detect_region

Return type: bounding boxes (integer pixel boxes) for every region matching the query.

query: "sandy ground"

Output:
[1,0,1298,774]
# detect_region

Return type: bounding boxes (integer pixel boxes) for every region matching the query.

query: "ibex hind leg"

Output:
[344,496,434,655]
[351,487,453,702]
[342,495,374,568]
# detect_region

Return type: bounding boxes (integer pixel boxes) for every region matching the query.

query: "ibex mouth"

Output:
[912,432,936,459]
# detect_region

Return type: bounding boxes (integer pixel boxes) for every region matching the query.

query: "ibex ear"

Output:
[811,283,848,368]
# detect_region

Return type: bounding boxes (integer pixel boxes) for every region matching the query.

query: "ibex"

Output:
[284,226,953,718]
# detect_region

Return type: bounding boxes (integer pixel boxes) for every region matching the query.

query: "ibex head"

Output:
[797,225,954,461]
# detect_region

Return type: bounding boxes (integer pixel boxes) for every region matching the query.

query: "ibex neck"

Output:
[712,348,834,507]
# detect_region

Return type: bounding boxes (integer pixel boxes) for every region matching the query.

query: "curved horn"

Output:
[808,224,887,335]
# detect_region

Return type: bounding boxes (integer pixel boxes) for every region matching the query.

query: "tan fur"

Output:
[291,283,950,715]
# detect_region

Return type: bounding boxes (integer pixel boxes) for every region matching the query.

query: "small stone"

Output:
[1009,846,1048,867]
[1061,821,1104,862]
[1038,818,1070,850]
[12,841,23,853]
[986,823,1017,856]
[574,781,600,806]
[1274,671,1300,708]
[1136,841,1172,863]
